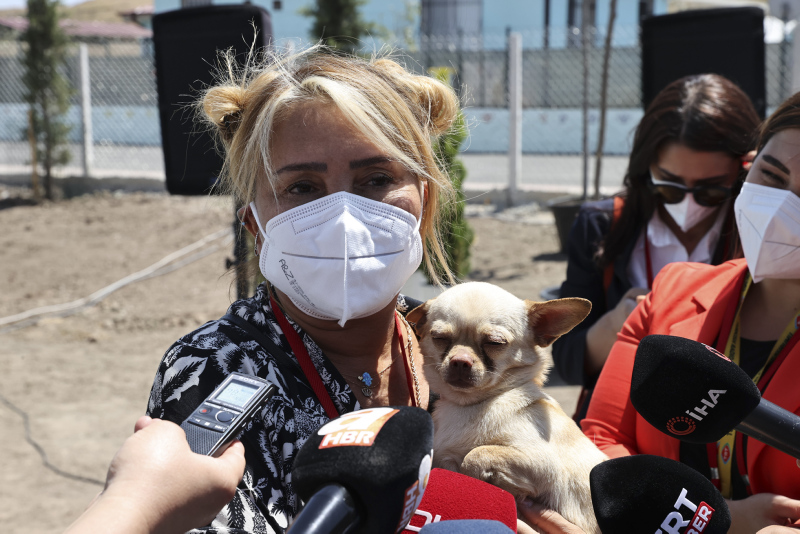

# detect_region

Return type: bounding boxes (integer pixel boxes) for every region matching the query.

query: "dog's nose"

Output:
[449,354,474,370]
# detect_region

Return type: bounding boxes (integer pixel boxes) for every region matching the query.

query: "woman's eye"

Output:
[366,173,394,187]
[761,169,787,186]
[286,181,317,195]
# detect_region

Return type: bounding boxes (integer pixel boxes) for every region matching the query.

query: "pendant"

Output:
[358,372,373,387]
[358,372,373,398]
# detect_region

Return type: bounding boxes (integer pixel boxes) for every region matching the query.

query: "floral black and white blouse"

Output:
[146,282,420,533]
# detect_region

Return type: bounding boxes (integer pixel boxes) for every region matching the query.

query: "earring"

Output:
[254,234,260,256]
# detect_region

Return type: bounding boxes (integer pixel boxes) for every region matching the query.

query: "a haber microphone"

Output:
[630,334,800,459]
[401,468,518,533]
[418,519,515,533]
[289,406,434,534]
[591,455,730,534]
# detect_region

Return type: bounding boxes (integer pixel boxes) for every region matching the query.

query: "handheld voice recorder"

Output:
[179,372,276,457]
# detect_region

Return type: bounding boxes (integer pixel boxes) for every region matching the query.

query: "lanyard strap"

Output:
[269,295,416,418]
[270,295,340,419]
[707,273,800,498]
[643,226,654,289]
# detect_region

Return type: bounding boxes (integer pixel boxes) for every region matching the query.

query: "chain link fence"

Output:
[0,38,162,180]
[0,25,795,193]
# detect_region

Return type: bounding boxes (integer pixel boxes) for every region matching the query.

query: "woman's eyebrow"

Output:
[350,156,393,169]
[762,154,790,174]
[276,162,327,174]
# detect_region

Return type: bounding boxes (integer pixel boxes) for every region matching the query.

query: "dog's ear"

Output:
[525,298,592,347]
[406,301,431,335]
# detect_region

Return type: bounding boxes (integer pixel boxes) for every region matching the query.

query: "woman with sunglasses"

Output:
[582,92,800,532]
[552,74,760,420]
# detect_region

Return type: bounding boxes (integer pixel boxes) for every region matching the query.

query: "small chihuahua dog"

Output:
[408,282,606,534]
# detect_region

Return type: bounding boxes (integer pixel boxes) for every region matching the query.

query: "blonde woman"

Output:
[146,48,462,532]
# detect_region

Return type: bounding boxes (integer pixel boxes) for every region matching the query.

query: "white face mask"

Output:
[651,176,721,232]
[734,182,800,283]
[251,191,423,327]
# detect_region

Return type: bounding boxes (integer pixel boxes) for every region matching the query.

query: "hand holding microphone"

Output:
[630,335,800,459]
[289,406,434,534]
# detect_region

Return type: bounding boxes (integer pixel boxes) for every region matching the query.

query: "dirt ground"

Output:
[0,187,572,533]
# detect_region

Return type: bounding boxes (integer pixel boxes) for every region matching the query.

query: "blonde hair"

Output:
[200,45,462,284]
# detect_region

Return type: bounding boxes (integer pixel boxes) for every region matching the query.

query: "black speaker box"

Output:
[641,7,765,117]
[153,5,273,195]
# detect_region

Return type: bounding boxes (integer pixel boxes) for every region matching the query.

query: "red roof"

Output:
[0,15,152,39]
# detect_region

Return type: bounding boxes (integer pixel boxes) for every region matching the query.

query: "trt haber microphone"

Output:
[401,468,518,533]
[631,335,800,459]
[418,520,515,534]
[591,455,730,534]
[289,406,434,534]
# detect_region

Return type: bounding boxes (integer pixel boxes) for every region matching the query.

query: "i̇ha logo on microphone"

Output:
[666,416,697,436]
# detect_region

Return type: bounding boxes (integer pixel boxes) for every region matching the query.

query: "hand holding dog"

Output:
[517,499,587,534]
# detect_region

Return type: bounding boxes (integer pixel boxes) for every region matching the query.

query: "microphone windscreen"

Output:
[591,455,730,534]
[631,335,760,443]
[401,469,517,533]
[418,520,515,534]
[292,406,434,534]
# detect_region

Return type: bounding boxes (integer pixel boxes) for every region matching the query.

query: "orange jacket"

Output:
[582,258,800,498]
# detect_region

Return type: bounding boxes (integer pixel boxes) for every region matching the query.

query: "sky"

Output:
[0,0,86,9]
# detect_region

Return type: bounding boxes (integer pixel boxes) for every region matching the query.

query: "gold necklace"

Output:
[398,312,422,408]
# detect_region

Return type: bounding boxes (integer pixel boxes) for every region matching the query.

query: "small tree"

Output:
[430,67,473,281]
[301,0,382,52]
[21,0,72,200]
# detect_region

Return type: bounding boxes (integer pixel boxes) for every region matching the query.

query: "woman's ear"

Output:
[741,149,757,171]
[239,204,259,240]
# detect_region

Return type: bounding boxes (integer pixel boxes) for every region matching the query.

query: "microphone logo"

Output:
[317,407,399,449]
[666,416,697,436]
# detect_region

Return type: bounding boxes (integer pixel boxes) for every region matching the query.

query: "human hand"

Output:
[585,287,648,374]
[516,498,587,534]
[66,416,246,534]
[609,287,649,333]
[727,494,800,534]
[757,527,800,533]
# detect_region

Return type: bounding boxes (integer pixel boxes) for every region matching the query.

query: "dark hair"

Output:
[598,74,760,268]
[754,91,800,153]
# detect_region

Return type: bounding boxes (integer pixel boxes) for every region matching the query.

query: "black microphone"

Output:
[591,455,731,534]
[289,406,434,534]
[631,334,800,459]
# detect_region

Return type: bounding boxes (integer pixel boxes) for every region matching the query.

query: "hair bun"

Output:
[203,85,248,142]
[414,76,459,136]
[372,58,459,136]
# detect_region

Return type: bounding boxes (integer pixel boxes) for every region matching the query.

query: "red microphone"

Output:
[401,468,518,533]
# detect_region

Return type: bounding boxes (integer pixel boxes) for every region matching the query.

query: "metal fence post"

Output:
[508,32,522,207]
[79,43,94,178]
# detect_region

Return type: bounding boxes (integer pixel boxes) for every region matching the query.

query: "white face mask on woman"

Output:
[251,191,423,326]
[651,176,721,232]
[734,182,800,283]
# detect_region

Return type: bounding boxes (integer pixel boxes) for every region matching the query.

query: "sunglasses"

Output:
[648,176,733,207]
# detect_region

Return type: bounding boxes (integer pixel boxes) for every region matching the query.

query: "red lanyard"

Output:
[269,295,416,419]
